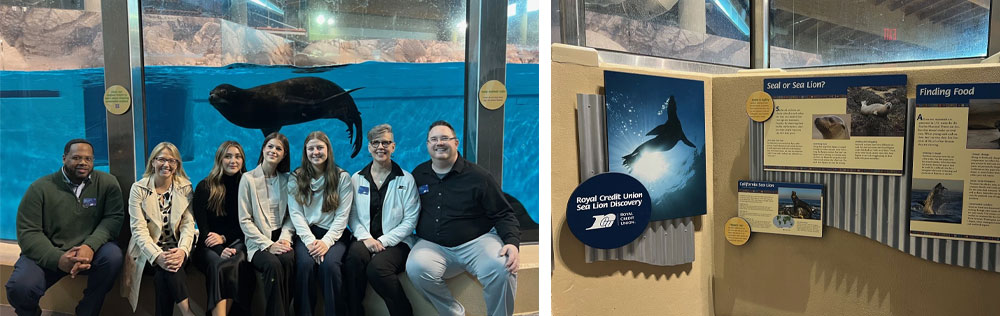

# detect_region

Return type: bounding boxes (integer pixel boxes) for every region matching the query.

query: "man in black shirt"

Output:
[406,120,520,316]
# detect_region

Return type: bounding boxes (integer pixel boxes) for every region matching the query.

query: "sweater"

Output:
[16,169,124,271]
[193,173,246,252]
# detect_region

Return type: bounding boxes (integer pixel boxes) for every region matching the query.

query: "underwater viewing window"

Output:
[582,0,751,67]
[136,0,540,240]
[768,0,991,68]
[0,4,110,240]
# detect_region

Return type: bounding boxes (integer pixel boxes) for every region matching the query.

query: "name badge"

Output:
[358,186,370,195]
[82,198,97,208]
[418,184,429,195]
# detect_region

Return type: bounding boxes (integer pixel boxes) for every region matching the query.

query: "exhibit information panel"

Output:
[910,83,1000,243]
[738,181,824,238]
[762,75,908,175]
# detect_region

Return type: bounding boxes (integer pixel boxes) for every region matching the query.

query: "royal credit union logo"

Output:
[586,213,616,230]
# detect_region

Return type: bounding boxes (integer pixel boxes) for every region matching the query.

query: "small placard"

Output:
[566,172,651,249]
[745,91,774,122]
[478,80,507,110]
[724,217,751,246]
[104,85,131,115]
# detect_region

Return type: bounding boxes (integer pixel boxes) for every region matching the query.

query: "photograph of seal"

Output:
[208,77,364,157]
[621,95,695,171]
[789,191,814,219]
[860,100,892,116]
[965,100,1000,149]
[813,115,850,140]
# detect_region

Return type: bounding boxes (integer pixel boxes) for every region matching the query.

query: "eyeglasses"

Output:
[427,136,456,144]
[154,157,179,165]
[370,140,394,148]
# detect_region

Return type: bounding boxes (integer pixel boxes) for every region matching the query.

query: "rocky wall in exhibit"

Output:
[0,6,539,71]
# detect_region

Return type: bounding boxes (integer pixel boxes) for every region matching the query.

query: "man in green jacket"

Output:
[5,139,124,316]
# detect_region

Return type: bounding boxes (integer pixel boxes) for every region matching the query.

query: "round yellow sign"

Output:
[104,85,132,115]
[478,80,507,110]
[745,91,774,122]
[724,217,751,246]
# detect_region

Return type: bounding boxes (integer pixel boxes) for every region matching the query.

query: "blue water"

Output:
[0,62,539,240]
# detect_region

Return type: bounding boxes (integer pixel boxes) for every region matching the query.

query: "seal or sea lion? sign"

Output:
[566,172,651,249]
[208,77,364,157]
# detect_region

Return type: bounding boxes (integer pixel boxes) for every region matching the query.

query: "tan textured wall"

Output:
[552,43,1000,315]
[551,45,714,316]
[710,64,1000,316]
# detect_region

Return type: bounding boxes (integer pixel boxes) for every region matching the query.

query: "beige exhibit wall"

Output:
[552,42,1000,315]
[551,45,715,316]
[710,64,1000,316]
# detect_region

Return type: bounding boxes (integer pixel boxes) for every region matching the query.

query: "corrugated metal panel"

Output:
[576,94,696,266]
[749,99,1000,272]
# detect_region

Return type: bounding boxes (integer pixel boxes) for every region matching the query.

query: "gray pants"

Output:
[405,233,516,316]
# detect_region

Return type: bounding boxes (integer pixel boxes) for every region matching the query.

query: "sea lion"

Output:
[622,95,695,171]
[209,77,364,157]
[814,115,849,140]
[860,100,892,116]
[922,183,947,215]
[790,191,813,219]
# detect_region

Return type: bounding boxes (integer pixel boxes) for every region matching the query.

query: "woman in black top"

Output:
[193,141,251,316]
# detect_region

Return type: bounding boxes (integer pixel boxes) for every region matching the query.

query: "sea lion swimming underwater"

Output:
[209,77,364,157]
[622,95,695,172]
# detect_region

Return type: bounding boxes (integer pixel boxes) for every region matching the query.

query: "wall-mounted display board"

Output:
[910,83,1000,243]
[577,93,696,267]
[604,71,707,221]
[738,181,823,238]
[763,75,908,175]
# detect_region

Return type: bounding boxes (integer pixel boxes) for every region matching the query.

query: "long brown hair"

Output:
[206,141,246,216]
[293,131,343,212]
[257,132,290,173]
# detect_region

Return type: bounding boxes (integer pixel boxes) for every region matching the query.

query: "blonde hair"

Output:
[293,131,343,212]
[206,141,246,216]
[142,142,189,182]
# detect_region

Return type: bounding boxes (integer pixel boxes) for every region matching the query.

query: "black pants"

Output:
[193,243,252,313]
[5,241,122,316]
[251,230,296,316]
[293,226,349,316]
[144,262,190,316]
[343,240,412,316]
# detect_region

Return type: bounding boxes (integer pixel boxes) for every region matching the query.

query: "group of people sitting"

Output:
[5,120,521,316]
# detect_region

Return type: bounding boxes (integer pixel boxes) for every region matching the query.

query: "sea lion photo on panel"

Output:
[208,77,364,157]
[812,114,850,140]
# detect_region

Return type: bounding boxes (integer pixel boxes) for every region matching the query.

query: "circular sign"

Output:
[566,172,652,249]
[745,91,774,122]
[104,85,132,115]
[724,217,751,246]
[478,80,507,110]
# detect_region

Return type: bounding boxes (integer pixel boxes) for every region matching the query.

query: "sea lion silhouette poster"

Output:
[761,75,908,176]
[604,71,707,221]
[910,83,1000,243]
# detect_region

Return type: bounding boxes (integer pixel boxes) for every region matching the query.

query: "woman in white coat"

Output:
[123,142,196,316]
[238,132,296,316]
[287,131,353,316]
[344,124,420,316]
